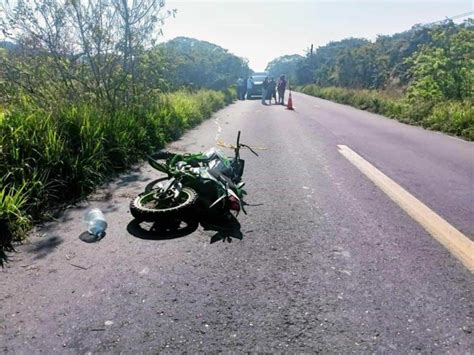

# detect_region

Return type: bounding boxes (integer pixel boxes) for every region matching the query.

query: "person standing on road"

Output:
[242,80,247,100]
[277,75,287,105]
[236,77,244,100]
[261,77,270,105]
[269,77,277,105]
[246,76,253,99]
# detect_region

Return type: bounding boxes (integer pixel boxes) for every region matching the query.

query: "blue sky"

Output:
[161,0,473,71]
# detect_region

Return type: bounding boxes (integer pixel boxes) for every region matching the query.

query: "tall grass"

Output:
[0,89,235,261]
[298,85,474,140]
[0,181,30,266]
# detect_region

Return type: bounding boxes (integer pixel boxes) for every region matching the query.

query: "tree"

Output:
[155,37,249,90]
[0,0,175,108]
[407,21,473,101]
[275,19,472,99]
[265,54,303,84]
[296,38,369,85]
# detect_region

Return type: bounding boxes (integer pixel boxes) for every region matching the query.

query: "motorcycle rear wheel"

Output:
[130,187,197,222]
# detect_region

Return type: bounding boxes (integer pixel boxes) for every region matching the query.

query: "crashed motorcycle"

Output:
[130,132,257,222]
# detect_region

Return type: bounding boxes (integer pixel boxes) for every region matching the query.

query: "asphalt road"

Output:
[1,92,473,353]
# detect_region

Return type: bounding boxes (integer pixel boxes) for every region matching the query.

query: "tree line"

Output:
[267,20,473,102]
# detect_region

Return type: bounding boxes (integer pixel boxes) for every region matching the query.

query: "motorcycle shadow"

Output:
[126,212,243,243]
[201,213,243,243]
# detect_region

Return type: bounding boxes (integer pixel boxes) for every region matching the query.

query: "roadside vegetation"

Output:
[273,20,474,140]
[0,0,246,263]
[299,86,473,140]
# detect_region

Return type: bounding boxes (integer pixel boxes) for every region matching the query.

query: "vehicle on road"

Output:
[247,72,268,99]
[130,132,258,222]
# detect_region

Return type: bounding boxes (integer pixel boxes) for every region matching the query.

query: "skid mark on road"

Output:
[338,144,474,273]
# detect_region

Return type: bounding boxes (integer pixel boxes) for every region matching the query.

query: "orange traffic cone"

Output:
[286,91,294,110]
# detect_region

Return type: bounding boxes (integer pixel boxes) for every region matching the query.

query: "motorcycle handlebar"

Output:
[240,144,259,156]
[235,131,259,157]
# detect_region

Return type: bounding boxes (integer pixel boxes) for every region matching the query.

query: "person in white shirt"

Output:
[246,76,254,99]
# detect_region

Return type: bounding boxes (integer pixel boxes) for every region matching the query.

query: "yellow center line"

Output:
[338,144,474,273]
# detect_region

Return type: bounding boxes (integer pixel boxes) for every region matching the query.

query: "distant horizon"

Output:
[1,1,472,72]
[162,0,473,71]
[161,14,471,70]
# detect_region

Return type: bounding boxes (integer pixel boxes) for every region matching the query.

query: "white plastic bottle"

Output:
[84,208,107,239]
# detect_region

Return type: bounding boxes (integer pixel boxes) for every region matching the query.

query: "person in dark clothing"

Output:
[268,77,277,104]
[261,77,270,104]
[277,75,287,105]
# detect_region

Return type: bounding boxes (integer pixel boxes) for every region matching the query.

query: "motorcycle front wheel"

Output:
[130,187,197,222]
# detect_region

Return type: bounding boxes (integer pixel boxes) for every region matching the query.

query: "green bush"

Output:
[0,181,31,266]
[0,89,234,261]
[424,101,474,140]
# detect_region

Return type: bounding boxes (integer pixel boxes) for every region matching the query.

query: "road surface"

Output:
[1,92,473,353]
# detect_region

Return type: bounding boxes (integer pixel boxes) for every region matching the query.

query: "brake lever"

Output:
[240,143,259,157]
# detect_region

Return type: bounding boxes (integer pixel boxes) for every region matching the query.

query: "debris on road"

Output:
[69,263,91,270]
